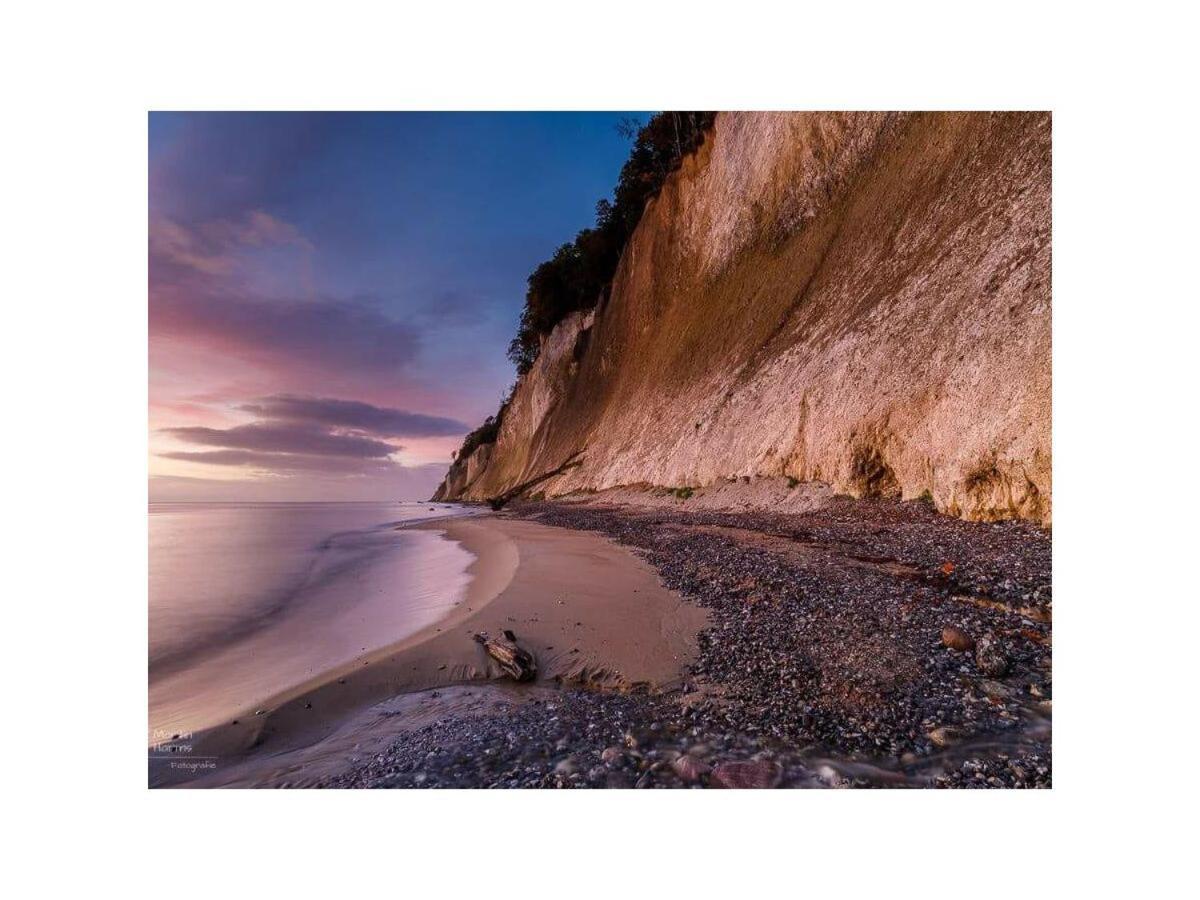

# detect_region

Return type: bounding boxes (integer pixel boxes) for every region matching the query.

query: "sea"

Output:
[148,500,478,739]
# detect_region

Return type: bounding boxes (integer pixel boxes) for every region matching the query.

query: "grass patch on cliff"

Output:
[451,384,514,462]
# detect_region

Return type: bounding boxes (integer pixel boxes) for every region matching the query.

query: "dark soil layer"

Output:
[324,497,1051,788]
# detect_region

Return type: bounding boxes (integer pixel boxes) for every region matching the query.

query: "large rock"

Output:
[435,112,1052,525]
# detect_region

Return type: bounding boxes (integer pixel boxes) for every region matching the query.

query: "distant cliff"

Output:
[435,112,1051,523]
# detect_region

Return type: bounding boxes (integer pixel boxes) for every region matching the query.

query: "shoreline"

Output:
[148,505,484,738]
[153,494,1051,789]
[324,496,1051,789]
[151,513,705,788]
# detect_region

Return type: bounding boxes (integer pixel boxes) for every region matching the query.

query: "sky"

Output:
[149,112,648,501]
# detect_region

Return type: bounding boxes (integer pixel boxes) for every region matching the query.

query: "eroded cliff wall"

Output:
[435,112,1051,523]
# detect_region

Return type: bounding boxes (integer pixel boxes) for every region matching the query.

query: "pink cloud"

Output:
[147,195,471,497]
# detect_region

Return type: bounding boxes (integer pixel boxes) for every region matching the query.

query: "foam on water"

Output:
[149,501,478,737]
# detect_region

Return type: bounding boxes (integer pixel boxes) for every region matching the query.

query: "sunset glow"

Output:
[149,112,645,500]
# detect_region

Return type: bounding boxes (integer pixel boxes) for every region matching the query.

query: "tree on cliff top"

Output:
[506,112,716,375]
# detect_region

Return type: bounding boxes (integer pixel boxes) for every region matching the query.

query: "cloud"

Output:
[150,208,422,381]
[149,210,310,280]
[150,113,340,224]
[150,288,422,375]
[149,217,236,277]
[163,422,398,458]
[240,394,468,437]
[159,450,401,474]
[147,114,489,500]
[219,210,311,249]
[149,462,450,502]
[155,393,468,482]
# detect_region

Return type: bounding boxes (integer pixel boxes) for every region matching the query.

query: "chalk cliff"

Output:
[435,112,1051,523]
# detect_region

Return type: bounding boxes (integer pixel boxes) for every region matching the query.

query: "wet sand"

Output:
[151,513,706,787]
[149,504,479,738]
[321,497,1051,789]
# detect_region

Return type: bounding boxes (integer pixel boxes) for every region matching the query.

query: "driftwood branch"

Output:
[473,629,537,682]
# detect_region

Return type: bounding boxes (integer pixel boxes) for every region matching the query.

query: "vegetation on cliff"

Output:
[452,394,510,461]
[437,113,1051,522]
[447,112,715,471]
[506,112,716,375]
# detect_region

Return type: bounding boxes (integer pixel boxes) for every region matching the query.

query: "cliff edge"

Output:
[435,112,1051,524]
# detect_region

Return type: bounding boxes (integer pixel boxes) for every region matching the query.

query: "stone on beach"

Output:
[975,634,1010,677]
[671,754,712,783]
[709,760,782,789]
[195,499,1052,790]
[927,726,963,749]
[941,625,975,652]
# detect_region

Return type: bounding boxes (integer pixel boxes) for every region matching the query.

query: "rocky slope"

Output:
[435,112,1051,523]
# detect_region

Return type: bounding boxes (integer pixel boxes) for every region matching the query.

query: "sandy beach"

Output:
[151,512,707,787]
[152,490,1051,789]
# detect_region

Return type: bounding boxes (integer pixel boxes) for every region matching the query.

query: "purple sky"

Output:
[149,112,647,501]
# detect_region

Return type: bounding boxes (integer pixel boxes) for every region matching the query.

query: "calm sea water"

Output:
[149,501,478,737]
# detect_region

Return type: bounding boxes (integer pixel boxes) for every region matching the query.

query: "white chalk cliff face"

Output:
[435,112,1051,524]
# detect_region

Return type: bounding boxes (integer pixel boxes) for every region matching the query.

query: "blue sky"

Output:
[149,112,649,500]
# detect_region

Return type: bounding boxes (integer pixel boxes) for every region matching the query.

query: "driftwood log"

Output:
[473,630,537,682]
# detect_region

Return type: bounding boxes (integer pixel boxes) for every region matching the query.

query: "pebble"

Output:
[979,680,1012,700]
[710,760,783,789]
[928,725,963,749]
[313,499,1051,790]
[975,634,1010,677]
[671,755,711,783]
[942,626,976,652]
